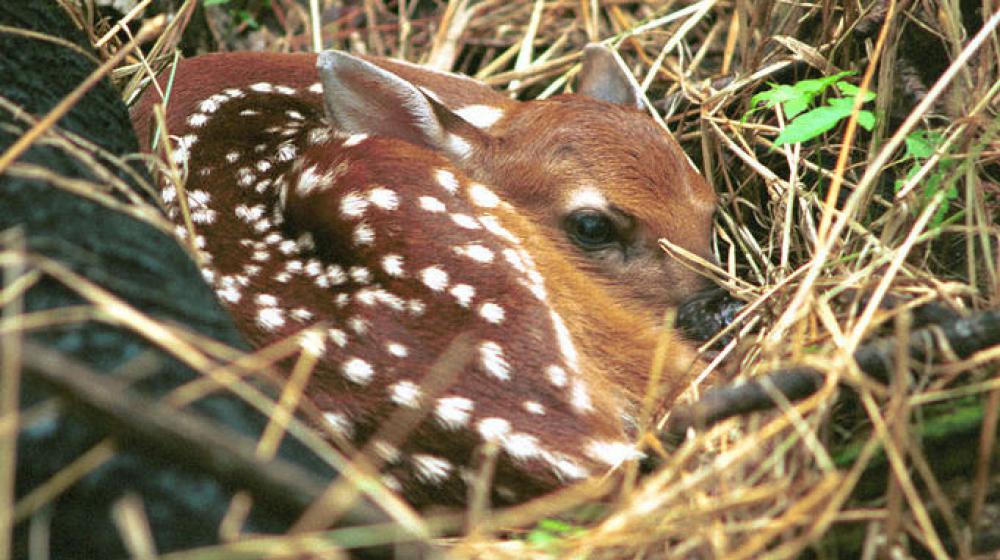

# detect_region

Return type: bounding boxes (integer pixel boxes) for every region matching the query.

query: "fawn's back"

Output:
[132,46,716,506]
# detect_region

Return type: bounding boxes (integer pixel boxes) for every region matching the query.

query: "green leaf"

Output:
[751,83,802,109]
[527,529,559,547]
[826,97,855,109]
[537,519,579,534]
[204,0,229,5]
[783,96,810,119]
[904,130,943,159]
[836,82,876,102]
[791,71,855,96]
[774,104,852,145]
[856,110,875,130]
[235,9,260,28]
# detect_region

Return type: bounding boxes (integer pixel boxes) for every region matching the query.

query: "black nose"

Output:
[675,286,744,348]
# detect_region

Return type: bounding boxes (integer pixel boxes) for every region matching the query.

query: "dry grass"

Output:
[13,0,1000,557]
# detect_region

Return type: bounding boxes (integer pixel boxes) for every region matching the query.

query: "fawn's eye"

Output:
[565,210,618,249]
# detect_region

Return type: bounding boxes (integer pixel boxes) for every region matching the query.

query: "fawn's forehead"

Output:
[500,99,716,227]
[508,95,715,195]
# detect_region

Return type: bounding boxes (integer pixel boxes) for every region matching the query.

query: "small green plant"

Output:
[203,0,262,29]
[525,518,586,556]
[749,71,876,146]
[894,129,959,228]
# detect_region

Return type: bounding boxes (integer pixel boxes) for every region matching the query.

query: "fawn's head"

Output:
[319,45,717,314]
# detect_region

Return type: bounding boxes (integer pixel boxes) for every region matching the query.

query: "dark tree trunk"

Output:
[0,1,392,557]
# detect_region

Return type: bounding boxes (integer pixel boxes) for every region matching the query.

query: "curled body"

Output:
[131,45,717,506]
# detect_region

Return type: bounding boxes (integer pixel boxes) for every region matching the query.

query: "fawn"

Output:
[132,45,717,507]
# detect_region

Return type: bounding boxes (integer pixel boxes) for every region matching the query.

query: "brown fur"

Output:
[131,49,715,506]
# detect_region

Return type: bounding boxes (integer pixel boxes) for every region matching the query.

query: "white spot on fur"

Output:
[216,285,241,304]
[290,308,313,322]
[570,378,593,413]
[327,265,347,285]
[235,204,265,224]
[420,266,449,291]
[454,243,494,263]
[249,82,273,93]
[468,183,501,208]
[434,169,460,194]
[408,299,426,315]
[342,357,374,385]
[197,98,221,114]
[256,307,285,331]
[477,417,511,441]
[479,302,505,324]
[435,396,474,430]
[412,454,452,484]
[386,342,408,358]
[550,311,580,373]
[389,380,422,408]
[524,401,546,415]
[236,167,255,188]
[479,341,509,380]
[347,317,370,335]
[504,433,541,461]
[382,254,405,277]
[478,214,520,244]
[450,213,482,230]
[449,284,475,307]
[328,328,348,347]
[296,165,333,196]
[341,191,369,218]
[350,266,372,284]
[418,196,446,213]
[368,187,399,210]
[187,113,209,127]
[502,248,526,273]
[255,294,278,307]
[545,365,567,387]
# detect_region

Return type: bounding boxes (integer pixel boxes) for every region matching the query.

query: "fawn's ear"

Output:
[576,44,644,110]
[317,50,477,159]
